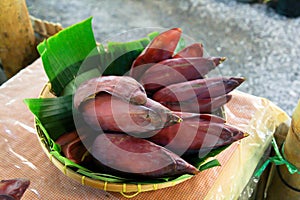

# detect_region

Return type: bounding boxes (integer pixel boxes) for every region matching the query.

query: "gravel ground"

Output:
[25,0,300,116]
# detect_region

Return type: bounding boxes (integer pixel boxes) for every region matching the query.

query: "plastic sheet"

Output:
[0,58,290,199]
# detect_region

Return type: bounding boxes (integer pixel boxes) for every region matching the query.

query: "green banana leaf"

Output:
[199,159,221,171]
[37,17,160,96]
[174,37,186,55]
[24,95,74,141]
[183,145,229,169]
[37,17,97,96]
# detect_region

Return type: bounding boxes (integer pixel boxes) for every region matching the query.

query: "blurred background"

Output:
[2,0,300,115]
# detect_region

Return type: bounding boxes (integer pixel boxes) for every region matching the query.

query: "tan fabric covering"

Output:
[0,59,289,199]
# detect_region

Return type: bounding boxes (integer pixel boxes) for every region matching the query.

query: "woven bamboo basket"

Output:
[30,17,196,197]
[36,83,196,197]
[30,15,63,44]
[32,18,227,197]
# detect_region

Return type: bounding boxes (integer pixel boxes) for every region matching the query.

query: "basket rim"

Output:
[35,83,195,195]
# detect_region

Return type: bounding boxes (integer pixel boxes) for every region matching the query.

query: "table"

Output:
[0,58,289,199]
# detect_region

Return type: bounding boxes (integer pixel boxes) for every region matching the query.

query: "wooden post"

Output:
[0,0,38,78]
[266,100,300,199]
